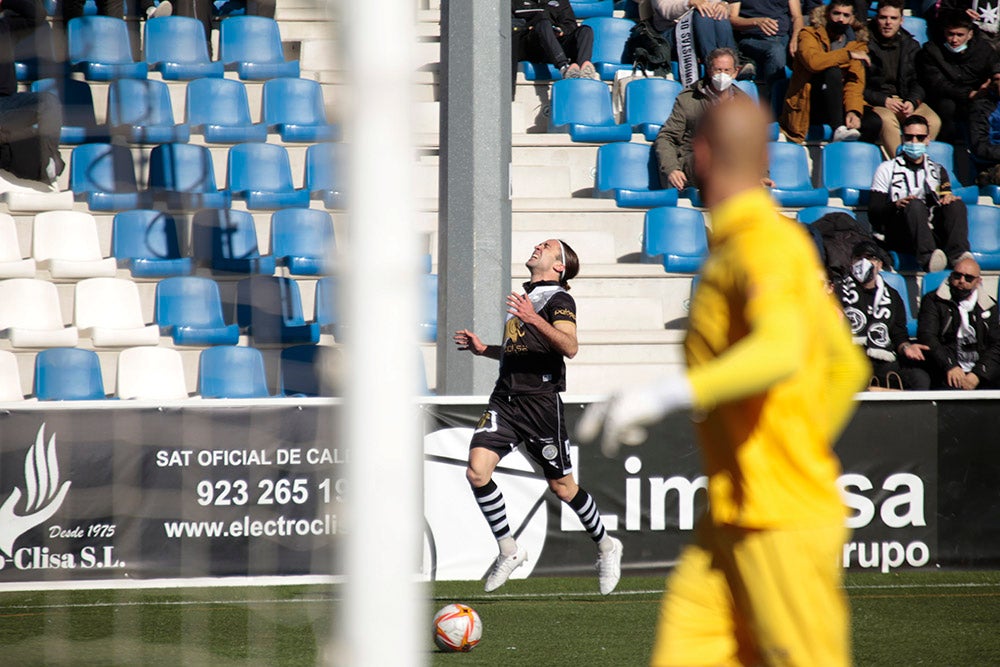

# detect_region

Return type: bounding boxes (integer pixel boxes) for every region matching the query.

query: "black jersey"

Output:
[494,280,576,395]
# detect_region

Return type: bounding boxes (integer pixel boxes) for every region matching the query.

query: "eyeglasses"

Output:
[902,133,928,141]
[950,271,980,283]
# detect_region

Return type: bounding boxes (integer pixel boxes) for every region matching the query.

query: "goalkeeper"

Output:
[579,97,869,666]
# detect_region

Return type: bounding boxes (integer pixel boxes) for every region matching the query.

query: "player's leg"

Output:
[525,394,623,594]
[467,403,528,592]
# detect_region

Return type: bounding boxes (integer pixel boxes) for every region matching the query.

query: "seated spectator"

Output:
[917,256,1000,389]
[653,47,752,190]
[969,63,1000,185]
[729,0,804,111]
[926,0,999,53]
[869,115,972,272]
[834,240,930,389]
[512,0,598,80]
[0,0,63,184]
[645,0,752,81]
[861,0,941,158]
[780,0,869,143]
[916,11,995,145]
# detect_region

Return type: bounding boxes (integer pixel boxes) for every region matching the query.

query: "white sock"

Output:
[597,535,615,553]
[498,537,518,557]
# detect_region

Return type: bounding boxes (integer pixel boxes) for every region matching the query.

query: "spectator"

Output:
[969,63,1000,185]
[0,0,63,184]
[917,256,1000,389]
[645,0,752,79]
[861,0,941,158]
[729,0,804,110]
[654,47,752,190]
[869,115,973,272]
[512,0,598,80]
[780,0,869,144]
[917,11,995,144]
[834,240,931,389]
[927,0,999,53]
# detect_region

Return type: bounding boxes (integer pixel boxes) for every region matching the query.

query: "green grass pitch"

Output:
[0,571,997,665]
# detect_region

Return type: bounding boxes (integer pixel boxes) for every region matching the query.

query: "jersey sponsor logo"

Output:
[552,308,576,323]
[504,317,525,343]
[541,444,559,461]
[474,410,499,434]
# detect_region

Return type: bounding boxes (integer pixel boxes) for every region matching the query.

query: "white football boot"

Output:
[597,537,623,595]
[484,545,528,592]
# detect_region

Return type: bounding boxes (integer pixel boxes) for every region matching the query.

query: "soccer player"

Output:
[578,97,870,665]
[454,239,624,595]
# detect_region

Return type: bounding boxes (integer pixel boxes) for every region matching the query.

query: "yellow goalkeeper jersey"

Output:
[685,188,870,528]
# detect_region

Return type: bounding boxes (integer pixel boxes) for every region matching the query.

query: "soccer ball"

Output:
[433,603,483,652]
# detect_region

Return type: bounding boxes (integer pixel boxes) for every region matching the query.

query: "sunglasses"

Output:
[950,271,980,283]
[902,133,928,141]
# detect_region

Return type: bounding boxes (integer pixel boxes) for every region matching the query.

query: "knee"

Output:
[466,466,489,489]
[547,478,577,502]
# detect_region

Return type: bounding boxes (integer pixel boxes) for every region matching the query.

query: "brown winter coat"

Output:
[779,6,869,143]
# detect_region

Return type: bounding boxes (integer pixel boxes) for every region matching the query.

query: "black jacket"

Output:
[512,0,579,36]
[916,35,995,105]
[865,25,926,108]
[917,282,1000,383]
[968,92,1000,163]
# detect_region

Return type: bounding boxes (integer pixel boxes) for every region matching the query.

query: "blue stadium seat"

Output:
[191,208,276,274]
[155,276,240,346]
[235,275,320,345]
[880,270,917,338]
[624,77,682,141]
[967,204,1000,270]
[421,273,438,342]
[112,209,192,277]
[31,78,109,143]
[594,141,678,207]
[925,141,978,204]
[279,344,337,396]
[643,206,708,273]
[198,345,271,398]
[107,79,190,143]
[227,143,310,209]
[67,16,147,80]
[148,143,231,210]
[313,275,341,338]
[584,17,634,80]
[185,77,267,143]
[797,205,855,224]
[518,61,561,81]
[549,78,633,142]
[34,347,106,400]
[271,208,336,275]
[145,16,225,80]
[767,142,828,207]
[305,143,344,209]
[822,141,883,206]
[14,24,62,82]
[734,79,759,104]
[262,77,338,142]
[220,16,300,80]
[69,143,150,211]
[902,16,927,45]
[920,270,949,297]
[570,0,614,18]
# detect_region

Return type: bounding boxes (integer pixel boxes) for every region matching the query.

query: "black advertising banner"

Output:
[0,405,342,582]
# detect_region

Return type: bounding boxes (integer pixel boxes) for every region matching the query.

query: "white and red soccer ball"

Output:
[433,603,483,652]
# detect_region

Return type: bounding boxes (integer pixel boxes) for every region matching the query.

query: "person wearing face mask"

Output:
[834,240,931,389]
[780,0,870,144]
[916,11,995,144]
[869,115,973,273]
[917,256,1000,389]
[654,47,752,190]
[968,62,1000,185]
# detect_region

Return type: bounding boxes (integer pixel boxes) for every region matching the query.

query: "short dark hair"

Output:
[827,0,855,12]
[876,0,905,12]
[901,114,929,131]
[941,9,974,30]
[557,239,579,289]
[706,47,739,70]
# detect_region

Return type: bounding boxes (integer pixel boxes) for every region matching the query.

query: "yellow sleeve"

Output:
[819,292,871,442]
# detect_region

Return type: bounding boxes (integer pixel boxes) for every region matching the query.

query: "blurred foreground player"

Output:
[454,239,623,595]
[579,97,869,665]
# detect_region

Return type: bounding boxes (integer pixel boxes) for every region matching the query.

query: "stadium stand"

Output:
[34,347,107,400]
[148,143,231,209]
[145,16,226,80]
[583,17,633,80]
[191,208,276,274]
[184,77,268,144]
[796,206,855,224]
[0,278,79,347]
[0,350,24,401]
[313,275,340,339]
[767,142,829,207]
[624,77,682,141]
[549,77,632,142]
[642,206,708,273]
[111,209,193,278]
[107,79,191,144]
[594,141,679,207]
[30,78,109,144]
[116,346,189,399]
[278,343,338,397]
[226,142,310,209]
[304,142,344,208]
[220,16,301,80]
[67,16,148,80]
[69,142,149,210]
[74,277,161,346]
[0,213,36,278]
[569,0,614,19]
[261,77,338,142]
[879,270,918,338]
[235,275,320,345]
[32,210,117,278]
[270,207,336,275]
[822,141,883,207]
[967,204,1000,271]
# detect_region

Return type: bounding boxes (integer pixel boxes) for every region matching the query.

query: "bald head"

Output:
[693,97,773,207]
[954,256,981,279]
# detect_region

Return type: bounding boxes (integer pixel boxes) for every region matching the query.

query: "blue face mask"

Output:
[945,41,969,53]
[901,142,927,159]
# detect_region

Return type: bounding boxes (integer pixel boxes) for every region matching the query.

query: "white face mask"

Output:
[711,72,734,92]
[851,258,875,284]
[945,41,969,53]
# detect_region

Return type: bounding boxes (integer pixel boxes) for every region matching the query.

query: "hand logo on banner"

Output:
[0,424,71,558]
